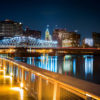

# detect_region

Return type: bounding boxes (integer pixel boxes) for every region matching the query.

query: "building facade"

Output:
[24,28,41,39]
[52,29,66,46]
[0,19,23,37]
[53,29,80,47]
[92,32,100,48]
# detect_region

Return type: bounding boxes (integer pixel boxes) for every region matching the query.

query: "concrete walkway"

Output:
[0,71,34,100]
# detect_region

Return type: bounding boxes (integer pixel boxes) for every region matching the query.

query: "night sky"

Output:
[0,0,100,39]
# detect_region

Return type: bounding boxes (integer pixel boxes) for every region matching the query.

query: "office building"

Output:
[53,29,80,47]
[92,32,100,48]
[24,28,41,39]
[0,19,23,37]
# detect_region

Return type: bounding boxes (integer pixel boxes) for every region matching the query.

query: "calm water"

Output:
[15,54,100,84]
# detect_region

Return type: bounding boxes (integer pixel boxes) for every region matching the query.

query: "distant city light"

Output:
[84,38,93,46]
[74,30,78,32]
[19,22,22,24]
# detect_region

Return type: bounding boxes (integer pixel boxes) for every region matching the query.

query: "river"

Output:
[14,54,100,84]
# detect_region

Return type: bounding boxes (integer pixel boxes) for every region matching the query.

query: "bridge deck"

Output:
[0,71,34,100]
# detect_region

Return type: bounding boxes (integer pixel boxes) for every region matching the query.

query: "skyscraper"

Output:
[92,32,100,48]
[53,29,80,47]
[45,25,52,40]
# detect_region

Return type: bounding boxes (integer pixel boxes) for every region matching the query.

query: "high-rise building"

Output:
[53,29,80,47]
[92,32,100,48]
[0,19,23,37]
[45,25,52,40]
[52,29,66,46]
[24,28,41,39]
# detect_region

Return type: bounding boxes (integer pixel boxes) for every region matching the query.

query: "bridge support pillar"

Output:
[17,66,20,83]
[0,59,1,69]
[28,71,32,96]
[21,69,25,84]
[28,71,31,82]
[9,62,13,76]
[3,59,6,75]
[53,83,60,100]
[3,59,6,70]
[38,76,42,100]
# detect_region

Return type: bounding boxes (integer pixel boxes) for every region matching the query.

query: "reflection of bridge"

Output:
[0,57,100,100]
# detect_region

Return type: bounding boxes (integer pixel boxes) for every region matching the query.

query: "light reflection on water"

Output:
[15,54,100,84]
[27,55,58,72]
[84,55,93,80]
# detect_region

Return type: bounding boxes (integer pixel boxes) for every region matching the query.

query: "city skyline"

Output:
[0,0,100,39]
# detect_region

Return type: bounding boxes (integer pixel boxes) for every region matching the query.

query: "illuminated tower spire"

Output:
[45,25,51,40]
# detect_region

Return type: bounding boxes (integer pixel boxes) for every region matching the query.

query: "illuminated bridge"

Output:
[0,57,100,100]
[0,36,57,48]
[0,36,100,56]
